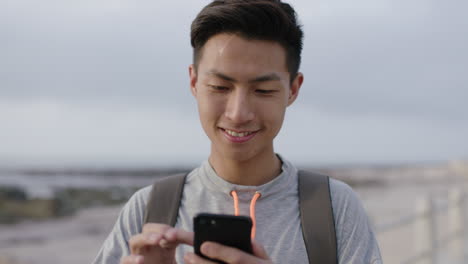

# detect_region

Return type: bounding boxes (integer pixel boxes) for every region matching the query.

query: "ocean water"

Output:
[0,172,159,198]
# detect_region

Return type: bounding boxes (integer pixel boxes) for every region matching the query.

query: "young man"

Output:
[93,1,382,263]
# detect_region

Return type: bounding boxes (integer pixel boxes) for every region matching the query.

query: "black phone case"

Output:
[194,213,253,264]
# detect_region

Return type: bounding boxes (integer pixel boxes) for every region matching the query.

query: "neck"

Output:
[208,150,282,186]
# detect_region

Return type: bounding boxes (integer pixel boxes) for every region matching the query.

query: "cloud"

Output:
[1,0,467,165]
[1,0,201,105]
[278,104,468,165]
[296,0,468,121]
[0,99,208,167]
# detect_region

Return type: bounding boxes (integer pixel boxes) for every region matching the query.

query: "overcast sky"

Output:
[1,0,467,168]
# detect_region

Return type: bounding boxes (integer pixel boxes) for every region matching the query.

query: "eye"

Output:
[209,85,229,91]
[256,89,275,94]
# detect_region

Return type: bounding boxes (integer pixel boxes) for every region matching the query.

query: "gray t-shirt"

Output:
[92,157,382,263]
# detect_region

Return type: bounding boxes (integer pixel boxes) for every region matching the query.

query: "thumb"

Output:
[252,240,270,260]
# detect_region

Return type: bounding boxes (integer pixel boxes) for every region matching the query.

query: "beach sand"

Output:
[0,205,121,264]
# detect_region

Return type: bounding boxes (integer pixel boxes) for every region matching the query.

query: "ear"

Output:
[287,72,303,106]
[189,64,198,97]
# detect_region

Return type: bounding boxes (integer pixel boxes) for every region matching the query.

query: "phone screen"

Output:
[194,213,253,263]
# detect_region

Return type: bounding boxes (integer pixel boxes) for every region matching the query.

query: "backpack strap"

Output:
[298,170,338,264]
[144,173,188,225]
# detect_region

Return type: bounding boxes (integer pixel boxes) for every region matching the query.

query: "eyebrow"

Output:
[207,70,281,84]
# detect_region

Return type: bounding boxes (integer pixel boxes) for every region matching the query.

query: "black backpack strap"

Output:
[144,173,188,226]
[298,170,338,264]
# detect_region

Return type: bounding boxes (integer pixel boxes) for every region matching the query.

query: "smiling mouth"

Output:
[219,128,259,142]
[222,128,256,137]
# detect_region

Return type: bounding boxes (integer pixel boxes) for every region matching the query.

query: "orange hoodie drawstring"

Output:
[230,190,261,240]
[249,192,261,240]
[231,190,240,216]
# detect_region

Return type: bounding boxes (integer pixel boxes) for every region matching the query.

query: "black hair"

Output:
[191,0,303,80]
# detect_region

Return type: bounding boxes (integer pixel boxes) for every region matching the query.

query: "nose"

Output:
[224,90,255,124]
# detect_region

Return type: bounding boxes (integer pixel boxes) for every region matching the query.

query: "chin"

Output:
[225,146,265,162]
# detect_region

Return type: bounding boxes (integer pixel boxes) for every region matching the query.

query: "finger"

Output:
[141,224,193,247]
[252,240,270,260]
[129,233,163,254]
[142,223,172,234]
[184,252,218,264]
[201,242,251,264]
[163,228,195,246]
[120,255,144,264]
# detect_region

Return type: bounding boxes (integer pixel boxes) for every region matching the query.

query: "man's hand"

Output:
[120,223,193,264]
[183,240,273,264]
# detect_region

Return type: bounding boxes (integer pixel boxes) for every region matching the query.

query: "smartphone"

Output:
[194,213,253,263]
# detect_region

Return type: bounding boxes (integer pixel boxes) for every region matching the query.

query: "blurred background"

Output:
[0,0,467,263]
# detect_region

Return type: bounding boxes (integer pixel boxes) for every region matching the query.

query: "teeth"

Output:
[224,129,254,137]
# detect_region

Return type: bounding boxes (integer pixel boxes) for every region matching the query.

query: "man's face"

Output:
[189,33,303,162]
